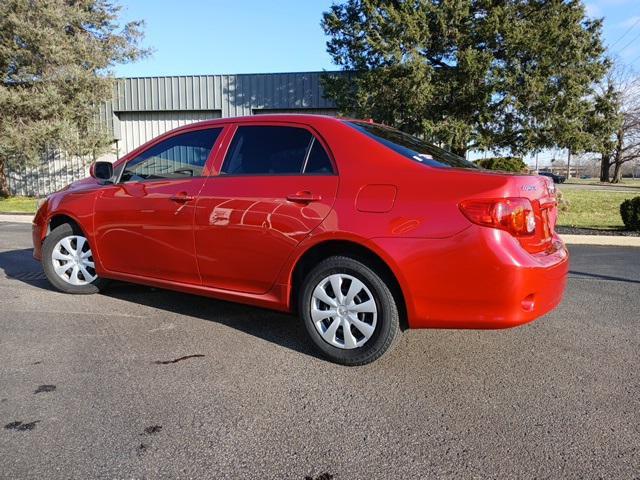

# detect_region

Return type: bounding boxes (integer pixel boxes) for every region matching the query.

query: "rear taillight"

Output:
[459,197,536,237]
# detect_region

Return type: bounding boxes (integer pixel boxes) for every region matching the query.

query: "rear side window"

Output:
[347,121,478,169]
[221,126,334,175]
[121,128,222,182]
[304,139,334,174]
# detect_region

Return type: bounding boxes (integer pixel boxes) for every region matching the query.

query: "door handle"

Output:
[170,192,195,203]
[286,191,322,203]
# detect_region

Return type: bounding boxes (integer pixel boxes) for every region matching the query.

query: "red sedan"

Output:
[32,115,568,365]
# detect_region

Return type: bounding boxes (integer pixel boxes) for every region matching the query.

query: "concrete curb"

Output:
[0,214,33,224]
[1,214,639,246]
[559,234,640,247]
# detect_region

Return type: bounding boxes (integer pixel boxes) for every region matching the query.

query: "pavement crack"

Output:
[142,425,162,435]
[153,354,204,365]
[136,425,162,457]
[4,420,40,431]
[136,443,148,457]
[34,384,56,394]
[305,474,334,480]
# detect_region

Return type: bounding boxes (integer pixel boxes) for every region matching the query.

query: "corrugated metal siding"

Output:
[252,108,338,116]
[112,76,223,112]
[107,72,336,119]
[107,72,339,154]
[118,110,222,155]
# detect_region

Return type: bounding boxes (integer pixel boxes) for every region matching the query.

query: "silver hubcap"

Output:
[51,235,97,286]
[311,273,378,349]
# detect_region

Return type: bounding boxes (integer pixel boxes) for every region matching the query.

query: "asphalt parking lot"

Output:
[0,222,638,479]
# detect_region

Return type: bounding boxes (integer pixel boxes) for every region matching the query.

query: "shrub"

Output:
[620,197,640,231]
[473,156,527,173]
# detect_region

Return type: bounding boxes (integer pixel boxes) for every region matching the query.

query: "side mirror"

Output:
[90,161,114,183]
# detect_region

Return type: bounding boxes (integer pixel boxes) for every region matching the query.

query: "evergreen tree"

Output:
[0,0,148,197]
[321,0,613,157]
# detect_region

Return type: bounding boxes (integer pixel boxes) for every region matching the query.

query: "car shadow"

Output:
[103,283,322,359]
[0,248,55,290]
[0,247,321,359]
[568,270,640,285]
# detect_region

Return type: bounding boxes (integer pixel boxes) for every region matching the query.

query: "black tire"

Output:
[299,256,400,366]
[42,223,108,294]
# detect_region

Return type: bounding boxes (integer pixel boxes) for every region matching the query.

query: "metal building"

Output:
[99,71,338,159]
[9,71,338,196]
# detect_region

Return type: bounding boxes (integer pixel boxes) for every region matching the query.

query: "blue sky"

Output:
[113,0,640,77]
[113,0,335,77]
[589,0,640,70]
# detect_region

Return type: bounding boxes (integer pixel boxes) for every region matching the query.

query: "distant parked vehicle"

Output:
[539,171,566,184]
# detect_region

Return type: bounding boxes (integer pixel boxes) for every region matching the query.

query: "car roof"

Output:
[150,114,380,142]
[183,113,350,128]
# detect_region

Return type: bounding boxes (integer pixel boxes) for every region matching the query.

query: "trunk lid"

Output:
[458,170,559,253]
[496,173,558,253]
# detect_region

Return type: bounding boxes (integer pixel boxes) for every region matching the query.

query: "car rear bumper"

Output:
[371,226,569,329]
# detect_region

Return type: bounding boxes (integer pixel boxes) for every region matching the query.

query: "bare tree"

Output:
[610,77,640,182]
[573,152,601,178]
[598,65,640,183]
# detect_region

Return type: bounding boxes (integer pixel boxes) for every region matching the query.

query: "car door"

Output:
[93,126,225,284]
[194,123,338,294]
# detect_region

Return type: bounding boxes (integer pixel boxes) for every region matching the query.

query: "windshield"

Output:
[347,121,478,169]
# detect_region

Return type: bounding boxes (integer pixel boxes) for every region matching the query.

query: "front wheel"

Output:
[42,223,107,294]
[300,256,400,366]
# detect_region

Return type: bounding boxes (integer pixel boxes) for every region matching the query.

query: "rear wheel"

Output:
[42,223,107,294]
[300,256,400,365]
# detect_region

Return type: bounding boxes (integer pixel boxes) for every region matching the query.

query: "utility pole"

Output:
[566,149,572,180]
[535,152,539,173]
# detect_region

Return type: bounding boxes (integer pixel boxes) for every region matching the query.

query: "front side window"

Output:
[120,128,222,182]
[347,121,478,169]
[221,125,333,175]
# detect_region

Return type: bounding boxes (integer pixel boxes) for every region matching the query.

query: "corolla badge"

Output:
[521,184,537,192]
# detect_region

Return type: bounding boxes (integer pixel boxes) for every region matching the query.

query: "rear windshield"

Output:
[347,121,478,169]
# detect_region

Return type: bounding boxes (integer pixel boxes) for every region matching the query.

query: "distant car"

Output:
[32,115,568,365]
[538,171,566,183]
